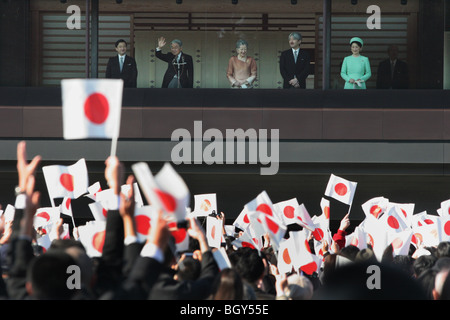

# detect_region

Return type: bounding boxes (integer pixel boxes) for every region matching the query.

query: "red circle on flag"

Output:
[242,241,255,249]
[324,206,330,219]
[444,221,450,236]
[351,237,359,247]
[283,206,295,219]
[304,240,311,253]
[92,230,105,253]
[84,93,110,124]
[36,211,50,221]
[257,204,273,216]
[300,262,317,275]
[65,198,71,210]
[283,248,291,264]
[60,173,74,192]
[265,216,279,234]
[211,226,216,240]
[135,215,151,235]
[170,226,187,244]
[312,228,324,241]
[424,219,434,225]
[334,183,348,196]
[243,214,250,224]
[412,233,423,245]
[370,205,382,218]
[155,189,177,213]
[387,216,400,229]
[392,238,403,249]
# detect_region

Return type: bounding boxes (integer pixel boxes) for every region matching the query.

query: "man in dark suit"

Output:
[155,37,194,88]
[279,32,311,89]
[105,39,138,88]
[376,44,409,89]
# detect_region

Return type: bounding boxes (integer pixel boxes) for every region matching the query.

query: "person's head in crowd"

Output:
[211,268,244,300]
[338,245,360,261]
[175,255,201,282]
[436,241,450,259]
[314,261,428,300]
[355,248,377,264]
[413,254,437,278]
[440,269,450,300]
[26,250,79,300]
[392,255,414,278]
[231,247,265,285]
[284,273,314,300]
[432,268,450,300]
[416,268,438,300]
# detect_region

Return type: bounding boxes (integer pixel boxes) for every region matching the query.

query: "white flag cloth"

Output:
[231,230,258,250]
[132,162,189,222]
[273,198,300,226]
[277,237,297,274]
[389,202,415,227]
[349,226,368,250]
[361,196,389,219]
[85,182,103,201]
[167,220,190,253]
[193,193,217,217]
[42,158,89,201]
[320,197,331,220]
[324,174,357,205]
[212,247,232,271]
[61,78,123,140]
[439,199,450,217]
[294,204,315,232]
[259,212,286,251]
[88,202,108,222]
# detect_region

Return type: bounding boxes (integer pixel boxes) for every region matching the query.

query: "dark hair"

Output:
[211,268,244,300]
[413,254,437,278]
[115,39,127,47]
[350,41,362,48]
[177,257,201,281]
[27,251,78,300]
[437,242,450,259]
[232,247,264,284]
[339,245,360,261]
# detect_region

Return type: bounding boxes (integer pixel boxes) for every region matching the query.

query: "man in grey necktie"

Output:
[120,56,124,72]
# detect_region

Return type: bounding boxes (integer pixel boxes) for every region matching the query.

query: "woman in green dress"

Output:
[340,37,371,89]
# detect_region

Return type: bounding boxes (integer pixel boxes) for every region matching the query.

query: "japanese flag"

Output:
[290,230,320,275]
[439,199,450,217]
[206,215,223,249]
[273,198,300,226]
[320,197,331,220]
[437,215,450,242]
[245,191,281,222]
[232,207,251,232]
[259,213,286,251]
[34,207,61,229]
[61,78,123,140]
[88,201,108,222]
[42,158,89,201]
[324,174,357,205]
[379,204,409,234]
[78,220,106,258]
[167,220,189,252]
[389,228,413,256]
[231,230,258,250]
[134,205,155,242]
[193,193,217,217]
[389,202,415,227]
[277,237,298,274]
[361,196,389,219]
[132,162,190,222]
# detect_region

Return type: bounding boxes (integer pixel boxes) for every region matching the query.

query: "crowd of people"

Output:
[106,32,409,90]
[0,140,447,301]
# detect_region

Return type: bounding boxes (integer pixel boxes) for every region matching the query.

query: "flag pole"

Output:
[110,136,118,158]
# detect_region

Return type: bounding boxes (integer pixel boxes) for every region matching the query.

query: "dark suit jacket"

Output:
[155,50,194,88]
[105,55,138,88]
[147,250,219,300]
[376,59,409,89]
[279,48,311,89]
